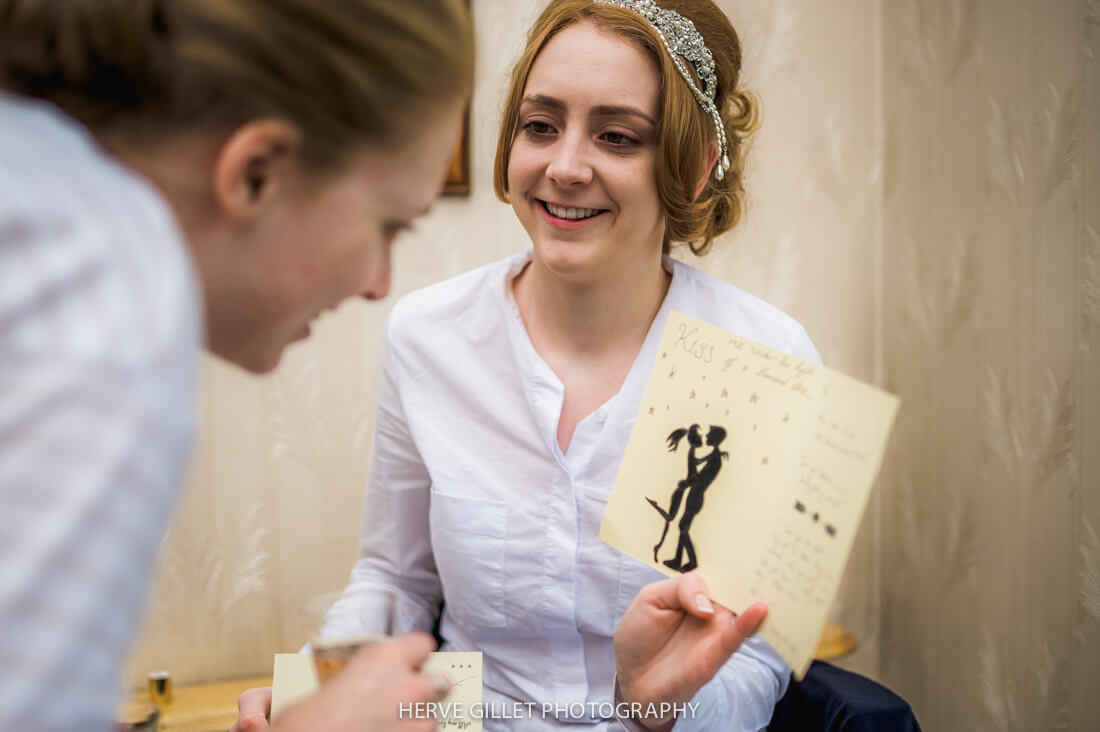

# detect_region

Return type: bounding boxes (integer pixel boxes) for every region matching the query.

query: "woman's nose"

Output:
[360,245,392,301]
[545,132,593,187]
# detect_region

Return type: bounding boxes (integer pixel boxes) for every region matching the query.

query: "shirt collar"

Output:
[496,249,688,462]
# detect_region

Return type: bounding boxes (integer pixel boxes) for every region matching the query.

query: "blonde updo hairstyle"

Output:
[0,0,474,173]
[493,0,758,255]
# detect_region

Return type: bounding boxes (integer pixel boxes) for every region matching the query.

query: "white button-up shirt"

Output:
[0,94,200,732]
[324,250,820,731]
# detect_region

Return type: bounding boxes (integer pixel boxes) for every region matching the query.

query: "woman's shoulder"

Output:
[669,258,820,364]
[0,96,200,366]
[384,251,521,342]
[391,254,514,319]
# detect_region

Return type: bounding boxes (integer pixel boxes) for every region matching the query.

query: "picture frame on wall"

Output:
[443,0,472,196]
[442,107,471,196]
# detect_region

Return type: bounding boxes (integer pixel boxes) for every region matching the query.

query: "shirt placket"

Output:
[524,366,589,714]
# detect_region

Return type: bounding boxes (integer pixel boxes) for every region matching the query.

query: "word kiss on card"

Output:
[600,311,899,679]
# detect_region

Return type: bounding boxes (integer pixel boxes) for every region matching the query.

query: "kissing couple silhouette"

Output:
[646,423,729,573]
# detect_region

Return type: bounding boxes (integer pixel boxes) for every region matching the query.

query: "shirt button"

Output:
[594,409,608,423]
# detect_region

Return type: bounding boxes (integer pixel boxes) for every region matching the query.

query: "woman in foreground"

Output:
[1,1,473,730]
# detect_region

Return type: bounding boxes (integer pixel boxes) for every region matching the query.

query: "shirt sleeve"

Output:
[610,631,788,732]
[0,223,197,731]
[673,634,789,731]
[320,316,443,638]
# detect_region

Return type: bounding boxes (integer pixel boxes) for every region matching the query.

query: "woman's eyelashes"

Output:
[519,118,642,150]
[521,119,556,137]
[600,130,640,149]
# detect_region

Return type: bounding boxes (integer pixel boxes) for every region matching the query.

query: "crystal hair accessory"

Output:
[594,0,731,180]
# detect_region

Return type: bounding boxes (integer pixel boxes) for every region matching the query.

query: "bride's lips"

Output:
[536,199,608,229]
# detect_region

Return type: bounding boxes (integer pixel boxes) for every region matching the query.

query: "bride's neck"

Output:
[513,252,671,357]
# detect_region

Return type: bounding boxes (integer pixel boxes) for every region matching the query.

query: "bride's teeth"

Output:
[547,202,599,220]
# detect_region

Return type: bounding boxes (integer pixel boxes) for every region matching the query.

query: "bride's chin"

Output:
[533,253,598,284]
[533,238,599,269]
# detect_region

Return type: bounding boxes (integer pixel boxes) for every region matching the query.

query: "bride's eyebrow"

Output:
[521,94,563,110]
[521,95,655,127]
[592,105,656,126]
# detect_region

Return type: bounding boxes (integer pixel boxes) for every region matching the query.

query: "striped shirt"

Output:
[0,94,201,731]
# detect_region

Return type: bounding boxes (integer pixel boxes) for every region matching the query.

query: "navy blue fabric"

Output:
[767,661,921,732]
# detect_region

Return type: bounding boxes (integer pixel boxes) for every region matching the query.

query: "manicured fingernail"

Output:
[695,593,714,614]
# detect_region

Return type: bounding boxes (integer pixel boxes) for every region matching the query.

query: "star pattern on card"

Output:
[721,388,729,398]
[668,367,676,379]
[749,392,759,404]
[689,390,696,400]
[648,406,655,416]
[761,456,769,465]
[661,351,668,359]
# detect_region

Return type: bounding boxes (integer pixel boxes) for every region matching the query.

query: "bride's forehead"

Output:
[525,25,659,107]
[533,21,655,72]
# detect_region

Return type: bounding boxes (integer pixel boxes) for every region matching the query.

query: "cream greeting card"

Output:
[600,311,899,679]
[271,650,483,729]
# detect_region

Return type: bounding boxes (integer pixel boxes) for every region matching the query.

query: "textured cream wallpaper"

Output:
[126,1,1100,729]
[877,1,1100,729]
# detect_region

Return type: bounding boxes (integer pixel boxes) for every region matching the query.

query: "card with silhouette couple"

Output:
[600,312,899,679]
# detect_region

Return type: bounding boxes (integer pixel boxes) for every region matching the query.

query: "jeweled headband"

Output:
[594,0,730,180]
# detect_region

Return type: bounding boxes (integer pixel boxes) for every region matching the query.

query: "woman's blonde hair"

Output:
[0,0,474,171]
[493,0,757,255]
